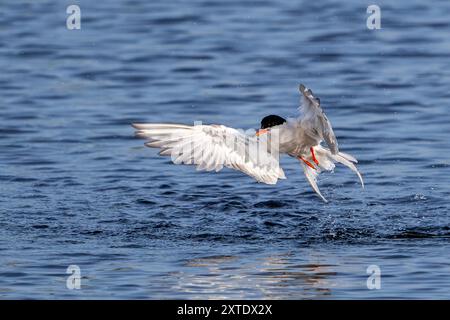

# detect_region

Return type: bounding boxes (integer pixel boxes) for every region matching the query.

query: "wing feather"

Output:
[132,123,285,184]
[298,84,339,154]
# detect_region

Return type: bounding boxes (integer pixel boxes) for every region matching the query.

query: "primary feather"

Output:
[299,84,339,154]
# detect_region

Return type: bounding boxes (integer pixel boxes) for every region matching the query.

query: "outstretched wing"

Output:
[299,84,339,154]
[132,123,286,184]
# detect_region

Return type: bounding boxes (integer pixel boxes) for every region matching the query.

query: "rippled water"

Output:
[1,0,450,299]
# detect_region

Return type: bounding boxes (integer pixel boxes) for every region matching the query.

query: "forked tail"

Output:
[299,145,364,202]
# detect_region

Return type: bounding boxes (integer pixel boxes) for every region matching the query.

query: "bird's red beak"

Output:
[256,129,269,136]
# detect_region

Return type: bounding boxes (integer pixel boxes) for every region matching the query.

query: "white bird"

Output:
[132,84,363,202]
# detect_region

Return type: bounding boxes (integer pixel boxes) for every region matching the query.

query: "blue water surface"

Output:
[0,0,450,299]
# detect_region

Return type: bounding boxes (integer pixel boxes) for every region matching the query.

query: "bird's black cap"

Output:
[260,115,287,129]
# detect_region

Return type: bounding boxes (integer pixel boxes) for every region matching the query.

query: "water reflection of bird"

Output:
[176,253,335,299]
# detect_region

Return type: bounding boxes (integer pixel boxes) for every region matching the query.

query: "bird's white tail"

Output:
[299,145,364,202]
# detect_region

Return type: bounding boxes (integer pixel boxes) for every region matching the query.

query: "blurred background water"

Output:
[0,0,449,299]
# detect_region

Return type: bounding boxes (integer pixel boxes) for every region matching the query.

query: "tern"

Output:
[132,84,363,202]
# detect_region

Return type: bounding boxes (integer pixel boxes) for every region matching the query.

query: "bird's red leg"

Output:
[310,147,319,165]
[299,156,316,170]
